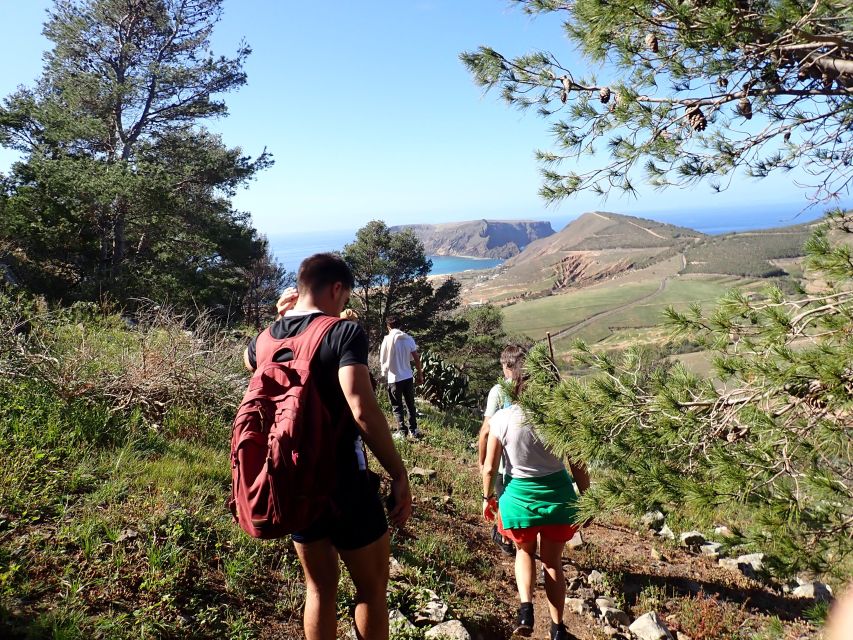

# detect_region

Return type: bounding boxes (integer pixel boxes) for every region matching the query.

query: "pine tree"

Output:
[0,0,280,313]
[520,212,853,578]
[462,0,853,203]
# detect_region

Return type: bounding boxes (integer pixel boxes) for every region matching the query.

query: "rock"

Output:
[415,589,449,624]
[595,596,617,611]
[409,467,437,481]
[676,633,693,640]
[719,553,764,579]
[601,625,620,637]
[567,576,585,591]
[679,531,706,547]
[699,542,723,558]
[656,524,675,540]
[389,557,405,580]
[117,528,139,543]
[600,607,631,628]
[575,587,596,601]
[389,609,415,634]
[565,597,588,615]
[792,581,833,602]
[425,620,471,640]
[629,612,675,640]
[587,570,605,585]
[650,548,667,562]
[714,525,733,537]
[568,530,585,549]
[641,510,666,531]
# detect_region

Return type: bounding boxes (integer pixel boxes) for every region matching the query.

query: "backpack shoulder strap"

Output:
[254,327,279,368]
[288,315,343,368]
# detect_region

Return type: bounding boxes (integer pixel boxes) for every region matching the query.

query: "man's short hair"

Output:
[500,344,526,370]
[297,253,355,294]
[386,316,400,329]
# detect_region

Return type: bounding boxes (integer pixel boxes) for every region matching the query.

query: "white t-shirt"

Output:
[489,405,565,479]
[379,329,418,383]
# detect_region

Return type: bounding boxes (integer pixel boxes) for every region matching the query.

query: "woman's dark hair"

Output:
[297,253,355,294]
[501,344,528,398]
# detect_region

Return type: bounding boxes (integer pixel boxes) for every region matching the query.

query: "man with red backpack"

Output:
[242,253,412,640]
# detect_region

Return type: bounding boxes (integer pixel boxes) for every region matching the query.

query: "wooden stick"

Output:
[546,331,555,362]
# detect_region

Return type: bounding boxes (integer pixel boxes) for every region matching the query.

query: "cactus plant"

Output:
[419,350,469,410]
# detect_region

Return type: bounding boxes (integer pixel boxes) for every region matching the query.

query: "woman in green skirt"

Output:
[481,366,589,640]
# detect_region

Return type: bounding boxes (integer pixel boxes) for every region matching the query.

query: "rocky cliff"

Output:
[392,219,555,259]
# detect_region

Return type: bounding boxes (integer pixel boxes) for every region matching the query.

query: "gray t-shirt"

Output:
[489,405,565,479]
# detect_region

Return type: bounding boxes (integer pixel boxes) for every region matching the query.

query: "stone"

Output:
[389,609,415,634]
[415,589,449,624]
[719,553,764,579]
[116,528,139,543]
[601,625,620,637]
[641,510,666,531]
[699,542,723,558]
[595,596,617,611]
[629,612,675,640]
[587,570,605,585]
[425,620,471,640]
[565,597,588,615]
[568,530,585,549]
[676,633,693,640]
[600,607,631,628]
[650,548,667,562]
[575,587,596,601]
[409,467,437,481]
[389,557,405,580]
[656,524,675,540]
[714,525,733,537]
[567,575,585,591]
[679,531,706,547]
[792,582,833,602]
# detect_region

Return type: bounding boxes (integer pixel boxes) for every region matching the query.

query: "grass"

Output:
[502,280,661,337]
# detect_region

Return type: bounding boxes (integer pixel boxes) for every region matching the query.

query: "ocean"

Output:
[269,205,830,275]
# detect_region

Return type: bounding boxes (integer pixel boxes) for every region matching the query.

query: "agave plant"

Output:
[419,350,469,410]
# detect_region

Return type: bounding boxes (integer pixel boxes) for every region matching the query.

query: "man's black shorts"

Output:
[291,471,388,550]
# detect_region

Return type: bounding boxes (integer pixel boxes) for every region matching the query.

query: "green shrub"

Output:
[419,350,469,409]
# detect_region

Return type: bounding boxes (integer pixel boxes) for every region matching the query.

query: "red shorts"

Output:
[497,514,578,544]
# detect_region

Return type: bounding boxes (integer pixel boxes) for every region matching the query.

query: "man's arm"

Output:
[411,350,424,386]
[339,363,412,526]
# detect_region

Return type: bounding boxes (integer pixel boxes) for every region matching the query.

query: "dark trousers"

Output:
[388,377,417,433]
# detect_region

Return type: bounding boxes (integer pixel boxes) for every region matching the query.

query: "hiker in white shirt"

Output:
[379,316,424,440]
[478,344,527,555]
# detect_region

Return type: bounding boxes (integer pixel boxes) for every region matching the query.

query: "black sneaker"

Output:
[513,603,534,637]
[550,622,575,640]
[491,524,516,556]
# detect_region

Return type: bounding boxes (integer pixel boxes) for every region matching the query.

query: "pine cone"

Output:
[599,87,611,104]
[686,105,707,132]
[645,33,659,53]
[717,76,728,90]
[560,89,567,104]
[783,131,791,143]
[737,97,752,120]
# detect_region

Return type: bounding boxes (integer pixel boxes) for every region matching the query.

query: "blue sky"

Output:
[0,0,840,234]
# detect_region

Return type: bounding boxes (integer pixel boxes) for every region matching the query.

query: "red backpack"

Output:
[229,315,343,539]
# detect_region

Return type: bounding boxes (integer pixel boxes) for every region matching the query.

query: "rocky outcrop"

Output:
[392,219,554,259]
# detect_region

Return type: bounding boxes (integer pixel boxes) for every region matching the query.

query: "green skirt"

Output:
[498,469,578,529]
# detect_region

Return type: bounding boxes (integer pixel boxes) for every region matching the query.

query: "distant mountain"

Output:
[468,211,705,299]
[391,219,555,259]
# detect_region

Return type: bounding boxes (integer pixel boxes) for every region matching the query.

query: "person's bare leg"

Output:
[340,532,391,640]
[294,538,340,640]
[515,539,537,603]
[539,536,567,624]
